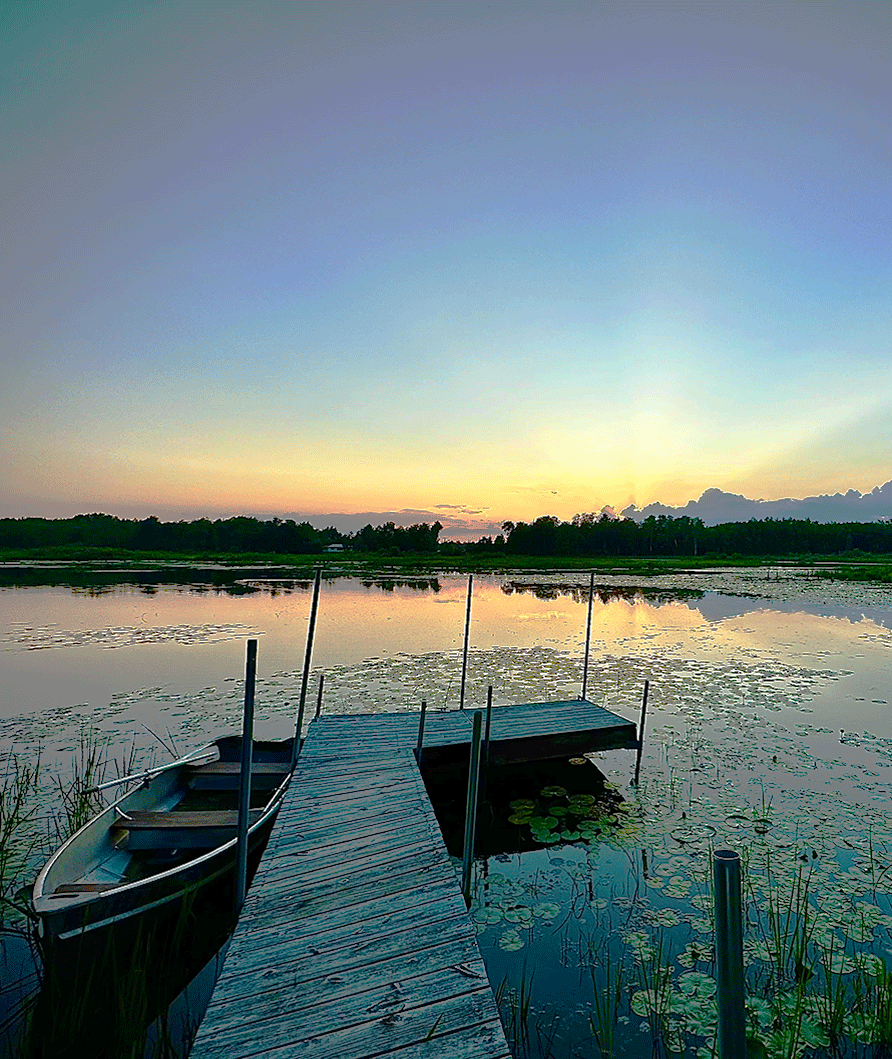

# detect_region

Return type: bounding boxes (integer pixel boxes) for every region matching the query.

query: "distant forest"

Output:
[2,512,892,558]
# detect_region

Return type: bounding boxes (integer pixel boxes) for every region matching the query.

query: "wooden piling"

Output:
[581,570,595,700]
[314,672,325,719]
[293,568,322,762]
[461,711,483,904]
[459,574,473,710]
[714,849,746,1059]
[234,638,257,914]
[480,686,493,802]
[633,678,649,785]
[415,700,427,765]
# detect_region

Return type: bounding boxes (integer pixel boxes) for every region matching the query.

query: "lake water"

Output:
[3,566,892,1057]
[2,567,890,768]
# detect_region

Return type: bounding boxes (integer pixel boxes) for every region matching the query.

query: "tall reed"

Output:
[0,751,42,923]
[52,729,109,841]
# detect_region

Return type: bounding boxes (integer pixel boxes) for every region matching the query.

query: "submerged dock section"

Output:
[191,698,638,1059]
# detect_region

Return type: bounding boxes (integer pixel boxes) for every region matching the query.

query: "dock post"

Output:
[235,638,257,915]
[461,710,483,904]
[581,571,595,700]
[633,679,649,786]
[459,574,473,709]
[713,849,746,1059]
[479,686,493,802]
[415,700,427,766]
[314,672,325,719]
[293,568,322,763]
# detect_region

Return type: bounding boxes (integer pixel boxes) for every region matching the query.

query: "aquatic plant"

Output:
[587,947,629,1058]
[52,728,110,842]
[496,963,537,1051]
[0,750,42,923]
[472,752,892,1059]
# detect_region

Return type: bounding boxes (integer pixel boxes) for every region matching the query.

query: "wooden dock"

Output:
[190,699,638,1059]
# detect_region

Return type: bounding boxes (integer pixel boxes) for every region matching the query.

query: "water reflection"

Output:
[1,568,891,1057]
[502,581,704,606]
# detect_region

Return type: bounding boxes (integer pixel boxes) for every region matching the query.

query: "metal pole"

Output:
[415,700,427,766]
[581,571,595,700]
[293,568,322,762]
[459,574,473,710]
[633,679,649,786]
[235,638,257,915]
[461,711,483,904]
[314,672,325,719]
[480,686,493,803]
[713,849,746,1059]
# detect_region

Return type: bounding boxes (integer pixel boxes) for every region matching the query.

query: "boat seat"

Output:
[50,882,121,896]
[112,809,264,851]
[184,761,290,791]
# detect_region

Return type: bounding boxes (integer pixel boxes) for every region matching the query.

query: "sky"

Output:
[2,1,891,539]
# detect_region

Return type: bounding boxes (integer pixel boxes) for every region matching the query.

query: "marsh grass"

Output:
[588,948,628,1058]
[754,859,815,988]
[52,729,109,842]
[497,963,537,1051]
[0,753,42,924]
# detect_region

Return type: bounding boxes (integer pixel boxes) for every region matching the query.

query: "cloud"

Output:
[621,482,892,526]
[433,504,487,514]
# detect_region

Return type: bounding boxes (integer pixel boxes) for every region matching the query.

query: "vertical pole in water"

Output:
[235,638,257,915]
[461,710,483,905]
[293,568,322,763]
[459,574,473,710]
[479,686,493,803]
[633,679,649,786]
[713,849,746,1059]
[581,571,595,700]
[415,700,427,766]
[314,672,325,719]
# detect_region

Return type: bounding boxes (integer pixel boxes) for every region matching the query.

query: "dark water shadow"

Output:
[422,755,624,859]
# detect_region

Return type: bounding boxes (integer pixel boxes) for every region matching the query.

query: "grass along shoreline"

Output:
[1,547,892,583]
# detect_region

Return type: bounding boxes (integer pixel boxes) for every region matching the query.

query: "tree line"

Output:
[1,511,890,558]
[0,514,443,555]
[491,512,892,557]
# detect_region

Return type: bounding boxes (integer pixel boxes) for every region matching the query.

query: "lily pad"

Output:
[498,929,525,952]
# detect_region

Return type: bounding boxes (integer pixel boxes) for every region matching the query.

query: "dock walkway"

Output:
[191,699,638,1059]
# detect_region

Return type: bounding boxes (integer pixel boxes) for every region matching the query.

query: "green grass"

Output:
[815,563,892,584]
[4,545,892,581]
[0,750,42,924]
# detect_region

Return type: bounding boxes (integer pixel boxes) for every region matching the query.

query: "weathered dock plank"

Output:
[214,896,469,987]
[191,742,512,1059]
[308,698,638,762]
[191,696,637,1059]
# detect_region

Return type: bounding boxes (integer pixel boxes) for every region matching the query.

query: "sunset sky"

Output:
[3,1,890,537]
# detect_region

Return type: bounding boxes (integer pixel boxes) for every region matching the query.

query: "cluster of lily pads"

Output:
[506,786,624,845]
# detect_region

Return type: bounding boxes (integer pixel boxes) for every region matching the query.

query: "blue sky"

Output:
[2,1,890,536]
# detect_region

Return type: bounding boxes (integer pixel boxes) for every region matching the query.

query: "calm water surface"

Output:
[1,569,889,757]
[3,568,892,1057]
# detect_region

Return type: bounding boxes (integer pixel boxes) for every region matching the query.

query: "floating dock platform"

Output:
[190,699,638,1059]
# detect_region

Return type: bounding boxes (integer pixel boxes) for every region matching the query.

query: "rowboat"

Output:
[32,735,294,948]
